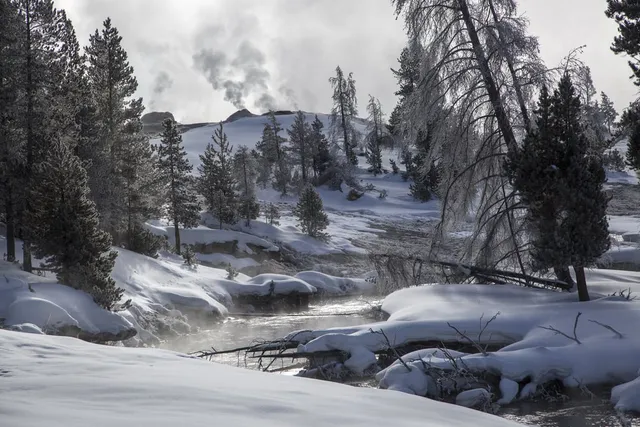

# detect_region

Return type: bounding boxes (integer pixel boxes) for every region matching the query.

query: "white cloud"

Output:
[55,0,637,123]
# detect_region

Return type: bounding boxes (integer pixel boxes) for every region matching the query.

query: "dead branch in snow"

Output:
[588,319,624,339]
[539,312,582,344]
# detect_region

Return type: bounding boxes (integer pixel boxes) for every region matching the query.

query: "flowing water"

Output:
[164,296,639,427]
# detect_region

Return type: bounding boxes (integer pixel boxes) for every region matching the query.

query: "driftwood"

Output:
[372,254,572,291]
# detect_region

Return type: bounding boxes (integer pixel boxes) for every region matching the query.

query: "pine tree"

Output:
[157,119,200,254]
[13,0,79,272]
[256,112,290,195]
[506,75,610,302]
[293,185,329,239]
[198,123,237,229]
[329,66,359,166]
[388,45,420,139]
[0,0,22,263]
[234,145,260,226]
[28,140,122,310]
[310,115,331,179]
[606,0,640,85]
[287,111,313,185]
[264,203,280,226]
[626,119,640,171]
[85,18,161,249]
[365,96,384,175]
[599,92,618,134]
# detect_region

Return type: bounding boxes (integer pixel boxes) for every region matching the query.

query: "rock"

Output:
[224,108,257,123]
[142,111,175,125]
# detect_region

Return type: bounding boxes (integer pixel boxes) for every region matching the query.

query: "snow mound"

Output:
[240,273,317,295]
[0,263,134,340]
[145,221,279,253]
[295,271,376,295]
[0,329,525,427]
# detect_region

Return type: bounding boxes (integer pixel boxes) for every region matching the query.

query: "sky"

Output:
[55,0,639,124]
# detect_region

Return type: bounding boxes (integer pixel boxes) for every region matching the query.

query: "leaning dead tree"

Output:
[392,0,548,272]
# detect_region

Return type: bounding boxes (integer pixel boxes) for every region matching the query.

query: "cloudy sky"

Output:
[55,0,638,124]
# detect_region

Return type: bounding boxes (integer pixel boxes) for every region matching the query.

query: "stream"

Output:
[162,296,639,427]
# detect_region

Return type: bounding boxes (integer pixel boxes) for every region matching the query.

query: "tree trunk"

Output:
[5,191,15,262]
[457,0,517,154]
[487,0,531,132]
[574,266,590,302]
[22,1,33,273]
[174,216,181,255]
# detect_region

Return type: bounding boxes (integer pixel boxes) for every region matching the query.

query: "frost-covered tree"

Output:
[310,115,332,179]
[157,119,200,254]
[85,18,161,249]
[606,0,640,85]
[506,75,610,301]
[365,96,385,175]
[198,123,237,229]
[329,66,359,166]
[393,0,546,270]
[28,140,122,310]
[233,145,260,226]
[626,118,640,171]
[287,111,313,185]
[293,185,329,239]
[388,45,420,140]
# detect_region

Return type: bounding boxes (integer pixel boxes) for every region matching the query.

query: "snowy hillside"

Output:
[0,329,526,427]
[153,112,440,220]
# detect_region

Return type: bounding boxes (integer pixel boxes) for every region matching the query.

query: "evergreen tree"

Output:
[0,0,22,263]
[365,95,385,175]
[310,115,332,179]
[599,91,618,134]
[606,0,640,85]
[388,45,420,139]
[287,111,313,185]
[13,0,79,272]
[626,119,640,171]
[85,18,161,249]
[264,203,280,226]
[293,185,329,239]
[256,112,290,195]
[198,123,237,229]
[157,119,200,254]
[28,140,122,310]
[506,75,610,302]
[234,145,260,226]
[329,66,359,166]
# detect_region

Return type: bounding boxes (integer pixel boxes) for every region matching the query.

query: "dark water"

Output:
[165,298,639,427]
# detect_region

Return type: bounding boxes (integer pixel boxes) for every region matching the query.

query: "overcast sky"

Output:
[55,0,639,124]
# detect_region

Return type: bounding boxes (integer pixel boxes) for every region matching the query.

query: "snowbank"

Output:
[196,252,260,270]
[295,271,376,295]
[283,273,640,413]
[145,221,279,253]
[231,273,316,296]
[0,261,135,341]
[0,329,525,427]
[612,374,640,413]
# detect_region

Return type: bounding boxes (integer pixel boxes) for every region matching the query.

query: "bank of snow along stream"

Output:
[232,269,640,424]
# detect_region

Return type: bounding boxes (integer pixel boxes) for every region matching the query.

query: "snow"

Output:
[0,260,134,338]
[195,252,260,270]
[239,273,316,296]
[145,220,279,253]
[280,270,640,413]
[612,374,640,413]
[605,138,638,185]
[294,271,376,295]
[0,329,526,427]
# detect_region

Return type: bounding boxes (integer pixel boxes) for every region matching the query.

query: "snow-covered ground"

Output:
[0,329,526,427]
[0,236,376,346]
[280,269,640,414]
